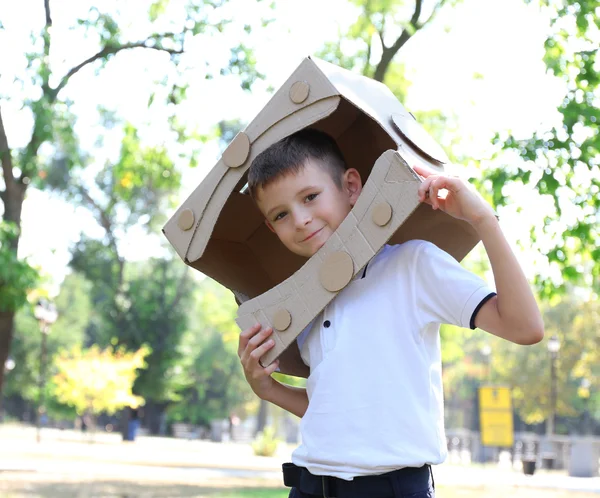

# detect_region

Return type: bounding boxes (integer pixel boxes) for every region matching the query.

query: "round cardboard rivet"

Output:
[273,309,292,331]
[289,81,310,104]
[372,202,392,227]
[177,208,195,231]
[319,251,354,292]
[223,132,250,168]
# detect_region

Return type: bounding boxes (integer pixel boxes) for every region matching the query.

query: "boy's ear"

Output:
[265,220,276,233]
[344,168,363,206]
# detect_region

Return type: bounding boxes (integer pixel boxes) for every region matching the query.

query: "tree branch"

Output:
[168,270,190,313]
[0,106,14,188]
[42,0,53,95]
[50,38,184,100]
[76,184,124,287]
[364,34,373,77]
[372,0,424,82]
[44,0,52,27]
[417,0,447,29]
[410,0,424,26]
[377,27,386,51]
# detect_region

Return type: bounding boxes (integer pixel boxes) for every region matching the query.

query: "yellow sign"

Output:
[479,386,514,447]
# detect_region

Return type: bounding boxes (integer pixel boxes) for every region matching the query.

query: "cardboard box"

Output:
[163,56,480,366]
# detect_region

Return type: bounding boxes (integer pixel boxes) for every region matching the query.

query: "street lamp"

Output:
[34,299,58,443]
[481,344,492,384]
[4,357,15,373]
[547,335,560,438]
[1,357,16,421]
[580,378,591,435]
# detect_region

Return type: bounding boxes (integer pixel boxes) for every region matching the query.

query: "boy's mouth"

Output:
[301,227,324,242]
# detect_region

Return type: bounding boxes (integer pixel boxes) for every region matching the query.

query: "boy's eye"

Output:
[305,193,318,202]
[273,211,287,222]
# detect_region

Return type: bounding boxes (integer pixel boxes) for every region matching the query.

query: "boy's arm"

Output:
[469,215,544,344]
[414,165,544,345]
[264,381,308,419]
[238,324,309,418]
[277,341,310,379]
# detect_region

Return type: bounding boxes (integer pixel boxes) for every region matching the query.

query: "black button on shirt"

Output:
[323,320,331,328]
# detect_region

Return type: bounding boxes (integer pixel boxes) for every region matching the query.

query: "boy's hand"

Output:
[238,324,280,400]
[414,165,496,228]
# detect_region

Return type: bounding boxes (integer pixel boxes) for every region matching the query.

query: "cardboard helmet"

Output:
[163,57,479,365]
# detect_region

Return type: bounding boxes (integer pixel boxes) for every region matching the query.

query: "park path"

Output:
[0,426,598,494]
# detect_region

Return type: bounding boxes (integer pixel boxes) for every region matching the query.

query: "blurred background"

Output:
[0,0,598,496]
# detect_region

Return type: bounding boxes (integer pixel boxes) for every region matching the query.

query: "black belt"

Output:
[282,462,432,498]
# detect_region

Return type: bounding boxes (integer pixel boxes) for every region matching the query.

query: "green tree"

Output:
[317,0,469,169]
[70,239,195,432]
[3,273,93,418]
[51,344,149,430]
[486,0,600,296]
[0,0,266,394]
[167,278,254,426]
[0,222,38,394]
[318,0,460,83]
[491,298,599,428]
[63,111,199,433]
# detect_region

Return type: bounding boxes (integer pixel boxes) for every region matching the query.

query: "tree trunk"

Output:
[255,399,269,435]
[120,407,129,441]
[373,31,412,83]
[0,311,16,397]
[143,400,167,435]
[0,116,27,395]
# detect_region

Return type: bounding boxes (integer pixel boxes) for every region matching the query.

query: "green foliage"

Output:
[111,124,182,229]
[316,0,467,167]
[167,278,254,426]
[486,297,598,426]
[69,237,121,345]
[224,45,265,91]
[4,273,93,405]
[0,222,38,313]
[4,311,44,402]
[120,259,194,404]
[318,0,460,80]
[149,0,170,22]
[197,279,241,347]
[252,426,281,457]
[0,0,267,398]
[70,245,195,405]
[218,119,245,152]
[490,0,600,296]
[52,344,149,416]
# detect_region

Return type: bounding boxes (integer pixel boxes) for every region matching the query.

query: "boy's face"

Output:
[255,159,362,258]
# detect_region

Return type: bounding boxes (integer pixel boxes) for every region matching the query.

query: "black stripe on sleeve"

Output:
[470,292,497,330]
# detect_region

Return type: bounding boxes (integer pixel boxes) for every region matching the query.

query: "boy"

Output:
[237,128,543,498]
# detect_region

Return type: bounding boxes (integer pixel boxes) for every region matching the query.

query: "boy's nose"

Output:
[294,209,312,229]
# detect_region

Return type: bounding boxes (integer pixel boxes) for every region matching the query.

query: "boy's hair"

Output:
[247,129,348,200]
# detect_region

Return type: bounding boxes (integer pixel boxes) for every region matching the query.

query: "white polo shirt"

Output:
[292,240,495,480]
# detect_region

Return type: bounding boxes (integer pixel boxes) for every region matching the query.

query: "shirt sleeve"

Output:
[414,241,496,330]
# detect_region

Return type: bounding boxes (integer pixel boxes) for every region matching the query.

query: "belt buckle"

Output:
[322,475,334,498]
